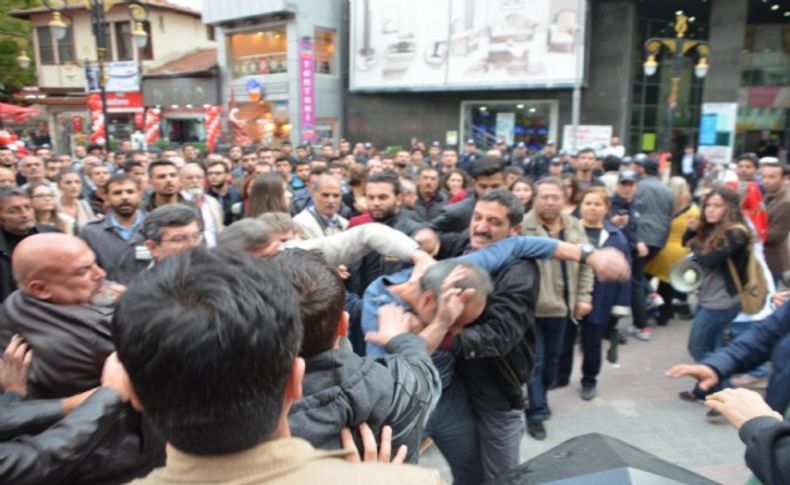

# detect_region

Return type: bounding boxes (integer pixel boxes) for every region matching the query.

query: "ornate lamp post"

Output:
[642,11,711,155]
[43,0,149,145]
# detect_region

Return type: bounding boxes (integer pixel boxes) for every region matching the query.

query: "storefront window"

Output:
[461,101,556,151]
[314,28,337,75]
[228,27,287,79]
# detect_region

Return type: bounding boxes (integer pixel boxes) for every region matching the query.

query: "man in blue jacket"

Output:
[667,294,790,414]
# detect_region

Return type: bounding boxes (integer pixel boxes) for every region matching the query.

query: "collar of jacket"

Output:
[151,438,350,483]
[99,213,145,243]
[522,210,575,236]
[0,225,47,258]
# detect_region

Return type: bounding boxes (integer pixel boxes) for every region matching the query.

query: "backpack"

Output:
[726,248,769,315]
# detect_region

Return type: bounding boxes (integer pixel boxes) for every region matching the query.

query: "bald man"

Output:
[0,233,166,482]
[179,163,223,247]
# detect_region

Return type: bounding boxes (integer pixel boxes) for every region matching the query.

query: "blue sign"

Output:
[699,114,717,146]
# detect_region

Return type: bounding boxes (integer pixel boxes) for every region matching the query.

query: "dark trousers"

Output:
[558,318,607,388]
[525,318,567,422]
[632,246,662,328]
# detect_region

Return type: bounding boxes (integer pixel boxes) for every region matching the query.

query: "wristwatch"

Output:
[579,243,595,265]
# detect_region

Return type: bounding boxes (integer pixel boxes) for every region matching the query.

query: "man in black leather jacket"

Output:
[0,334,137,485]
[0,233,164,484]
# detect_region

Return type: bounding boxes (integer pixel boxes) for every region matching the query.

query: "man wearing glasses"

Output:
[140,205,203,265]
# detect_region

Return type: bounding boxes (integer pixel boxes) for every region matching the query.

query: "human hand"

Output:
[337,265,351,280]
[365,304,412,347]
[636,242,649,258]
[611,214,629,227]
[772,291,790,308]
[341,423,407,464]
[0,334,32,397]
[413,228,440,257]
[687,217,700,232]
[705,388,783,430]
[353,199,367,213]
[586,247,630,281]
[665,363,720,391]
[101,352,134,403]
[408,249,436,283]
[433,266,476,328]
[574,301,592,319]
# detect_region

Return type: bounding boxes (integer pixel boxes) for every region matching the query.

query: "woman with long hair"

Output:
[560,173,580,217]
[645,177,700,325]
[246,173,292,218]
[680,186,751,408]
[56,170,96,235]
[510,176,535,212]
[557,187,631,399]
[27,182,68,233]
[443,169,471,203]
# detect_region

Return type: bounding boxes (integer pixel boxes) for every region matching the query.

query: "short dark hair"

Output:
[274,157,292,166]
[417,165,439,177]
[113,248,302,455]
[294,159,310,168]
[603,155,621,172]
[504,166,524,177]
[0,186,30,204]
[218,218,272,252]
[105,173,139,192]
[141,204,201,242]
[736,153,758,168]
[148,159,176,176]
[366,170,401,195]
[479,189,524,226]
[577,148,596,157]
[271,249,345,357]
[471,158,504,179]
[123,160,144,172]
[419,260,493,298]
[207,160,228,172]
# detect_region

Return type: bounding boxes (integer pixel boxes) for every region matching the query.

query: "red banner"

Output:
[205,104,221,154]
[87,93,105,145]
[144,108,161,146]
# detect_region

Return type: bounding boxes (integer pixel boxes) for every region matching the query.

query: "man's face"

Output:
[0,168,15,187]
[0,196,35,235]
[74,146,87,158]
[544,144,556,156]
[127,165,146,185]
[736,160,757,182]
[254,163,272,176]
[20,157,44,181]
[417,169,439,198]
[81,157,101,175]
[242,153,258,174]
[0,150,15,168]
[400,187,417,209]
[180,167,205,191]
[441,150,458,174]
[616,180,637,201]
[464,143,476,154]
[339,141,350,154]
[58,154,73,169]
[321,145,335,158]
[90,166,111,189]
[577,152,595,171]
[395,151,409,165]
[294,164,310,183]
[473,172,505,197]
[207,164,228,189]
[44,241,106,304]
[275,161,292,179]
[184,146,198,160]
[611,136,621,147]
[469,200,518,249]
[150,165,180,196]
[35,149,52,160]
[295,147,307,159]
[313,179,342,217]
[411,151,424,165]
[106,181,141,216]
[259,151,274,165]
[45,160,62,180]
[365,182,399,221]
[416,272,488,330]
[281,144,293,156]
[367,159,383,175]
[149,221,202,262]
[761,166,784,194]
[534,183,564,222]
[229,146,242,161]
[428,146,441,159]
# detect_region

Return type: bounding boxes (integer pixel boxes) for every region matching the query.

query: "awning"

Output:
[0,103,40,123]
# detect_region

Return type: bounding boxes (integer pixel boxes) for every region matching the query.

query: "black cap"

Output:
[618,169,638,183]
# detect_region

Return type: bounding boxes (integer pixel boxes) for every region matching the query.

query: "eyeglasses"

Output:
[160,232,204,245]
[207,171,227,176]
[32,193,55,199]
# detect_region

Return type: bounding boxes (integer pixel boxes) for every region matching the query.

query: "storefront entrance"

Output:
[461,100,558,151]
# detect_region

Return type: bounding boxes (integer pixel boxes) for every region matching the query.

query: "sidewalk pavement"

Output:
[419,318,753,484]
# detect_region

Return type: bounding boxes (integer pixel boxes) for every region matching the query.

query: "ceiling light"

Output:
[771,4,779,10]
[516,104,524,109]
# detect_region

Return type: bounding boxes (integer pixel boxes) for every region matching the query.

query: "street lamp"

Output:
[0,31,32,69]
[642,11,711,157]
[43,0,149,146]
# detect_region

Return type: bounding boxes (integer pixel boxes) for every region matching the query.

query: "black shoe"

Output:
[527,421,547,441]
[678,391,703,403]
[706,409,725,423]
[550,378,569,390]
[581,385,597,401]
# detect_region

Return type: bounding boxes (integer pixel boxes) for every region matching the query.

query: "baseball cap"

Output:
[618,169,638,183]
[545,140,555,146]
[431,140,441,147]
[759,156,780,166]
[550,157,563,165]
[465,138,475,145]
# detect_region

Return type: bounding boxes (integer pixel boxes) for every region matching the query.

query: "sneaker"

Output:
[646,292,665,310]
[627,326,651,341]
[678,390,703,403]
[706,409,726,423]
[549,378,569,390]
[527,420,547,441]
[581,385,597,401]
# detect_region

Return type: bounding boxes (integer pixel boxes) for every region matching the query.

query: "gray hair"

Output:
[400,178,416,194]
[419,260,494,298]
[0,186,30,204]
[141,204,201,241]
[217,218,272,252]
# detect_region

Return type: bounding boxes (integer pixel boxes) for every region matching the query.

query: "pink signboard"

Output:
[299,38,315,142]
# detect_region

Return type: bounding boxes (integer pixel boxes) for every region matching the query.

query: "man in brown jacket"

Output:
[760,161,790,283]
[116,248,442,485]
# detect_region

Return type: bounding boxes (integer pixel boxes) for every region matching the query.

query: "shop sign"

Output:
[561,125,611,152]
[299,38,316,142]
[698,103,737,165]
[106,92,144,113]
[85,61,140,93]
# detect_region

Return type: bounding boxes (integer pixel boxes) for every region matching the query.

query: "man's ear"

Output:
[144,240,160,261]
[285,357,305,403]
[25,279,51,301]
[510,223,522,237]
[336,311,349,339]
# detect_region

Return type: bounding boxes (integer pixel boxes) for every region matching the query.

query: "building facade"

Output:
[202,0,343,147]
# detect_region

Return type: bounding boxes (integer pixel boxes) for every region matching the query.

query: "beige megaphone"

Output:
[670,259,703,293]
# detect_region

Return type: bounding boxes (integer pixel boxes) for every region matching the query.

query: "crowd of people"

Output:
[0,136,787,484]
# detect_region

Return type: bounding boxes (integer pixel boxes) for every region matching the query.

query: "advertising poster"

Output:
[299,38,316,142]
[698,103,737,165]
[561,125,612,152]
[350,0,585,91]
[85,61,140,93]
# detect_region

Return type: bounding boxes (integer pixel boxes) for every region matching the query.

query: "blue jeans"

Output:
[526,317,567,422]
[688,304,740,398]
[424,378,483,485]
